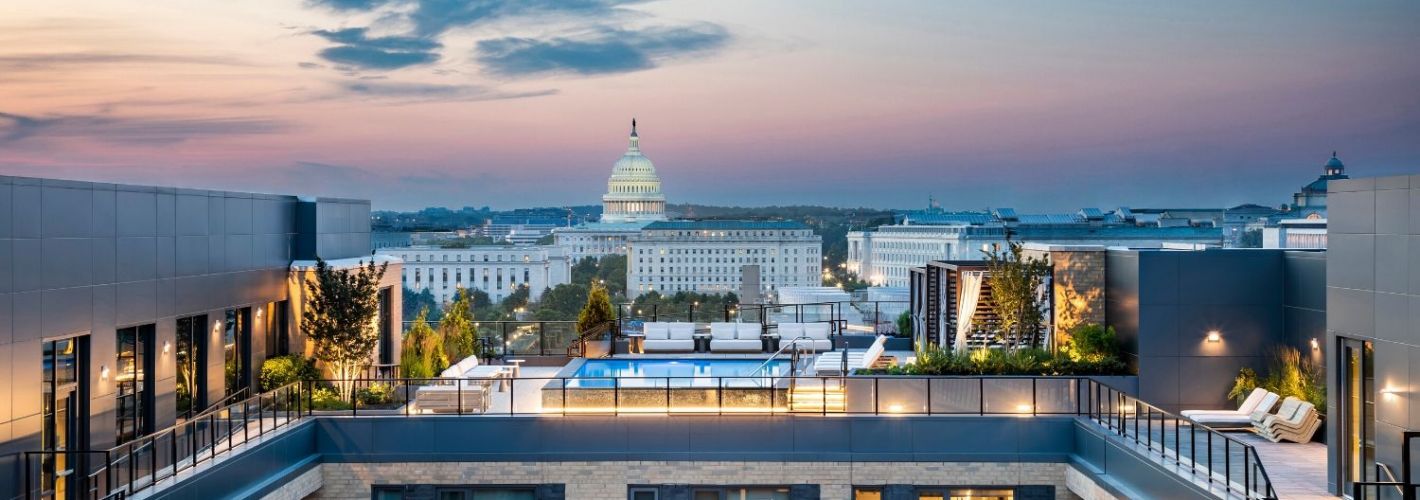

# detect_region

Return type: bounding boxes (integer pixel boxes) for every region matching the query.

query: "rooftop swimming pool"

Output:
[545,358,800,411]
[562,359,791,389]
[572,358,790,379]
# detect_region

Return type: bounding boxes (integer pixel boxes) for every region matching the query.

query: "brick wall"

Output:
[312,461,1081,500]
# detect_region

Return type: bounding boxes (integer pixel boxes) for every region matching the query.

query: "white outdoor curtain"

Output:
[954,271,985,350]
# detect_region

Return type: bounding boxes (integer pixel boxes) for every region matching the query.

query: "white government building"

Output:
[849,208,1224,288]
[376,245,572,304]
[628,220,822,299]
[554,119,668,262]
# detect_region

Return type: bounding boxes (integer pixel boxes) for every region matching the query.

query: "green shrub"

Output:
[1062,324,1119,362]
[1228,367,1259,405]
[1258,347,1326,416]
[356,382,395,406]
[895,311,914,338]
[885,345,1131,376]
[259,355,319,392]
[310,386,352,411]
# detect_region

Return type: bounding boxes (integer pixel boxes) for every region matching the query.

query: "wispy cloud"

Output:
[336,80,557,103]
[0,110,289,146]
[0,52,248,72]
[301,0,729,80]
[476,24,729,77]
[311,27,441,70]
[403,0,642,38]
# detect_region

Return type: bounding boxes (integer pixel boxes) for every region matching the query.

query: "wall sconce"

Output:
[1310,338,1320,350]
[256,307,264,319]
[163,341,172,355]
[100,365,110,380]
[1205,330,1222,343]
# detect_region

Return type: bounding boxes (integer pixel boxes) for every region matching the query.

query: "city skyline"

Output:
[2,0,1418,211]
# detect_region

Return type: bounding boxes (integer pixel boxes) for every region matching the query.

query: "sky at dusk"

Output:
[1,1,1417,211]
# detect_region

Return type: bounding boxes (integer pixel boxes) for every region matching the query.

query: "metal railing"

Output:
[402,320,584,358]
[1085,380,1276,499]
[1351,431,1420,500]
[22,382,308,500]
[24,375,1275,500]
[309,375,1098,418]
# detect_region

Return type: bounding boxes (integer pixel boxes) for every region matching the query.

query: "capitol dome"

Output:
[601,119,668,224]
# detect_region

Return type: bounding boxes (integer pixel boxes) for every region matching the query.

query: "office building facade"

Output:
[378,245,572,303]
[628,221,821,299]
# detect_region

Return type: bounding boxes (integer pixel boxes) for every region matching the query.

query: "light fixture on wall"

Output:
[1310,338,1320,350]
[163,341,172,355]
[1205,330,1222,343]
[256,307,264,320]
[100,365,110,380]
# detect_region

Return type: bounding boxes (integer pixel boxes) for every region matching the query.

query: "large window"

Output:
[630,486,801,500]
[224,307,252,398]
[373,485,547,500]
[852,487,1016,500]
[176,314,207,418]
[116,324,155,445]
[265,301,290,358]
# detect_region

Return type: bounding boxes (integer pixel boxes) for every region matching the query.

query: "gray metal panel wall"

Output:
[1325,174,1420,495]
[1106,248,1309,412]
[0,176,371,499]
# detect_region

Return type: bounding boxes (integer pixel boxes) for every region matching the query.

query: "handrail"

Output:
[23,380,309,500]
[1084,378,1277,499]
[1377,462,1406,497]
[747,336,810,379]
[182,387,249,422]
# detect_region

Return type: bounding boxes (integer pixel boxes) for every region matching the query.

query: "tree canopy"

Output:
[302,258,388,397]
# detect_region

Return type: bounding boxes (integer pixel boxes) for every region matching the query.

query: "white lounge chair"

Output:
[812,335,887,375]
[643,322,694,352]
[1256,397,1321,443]
[710,322,761,352]
[1182,388,1272,417]
[1188,390,1279,428]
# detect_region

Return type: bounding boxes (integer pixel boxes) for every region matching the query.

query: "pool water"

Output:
[568,359,790,388]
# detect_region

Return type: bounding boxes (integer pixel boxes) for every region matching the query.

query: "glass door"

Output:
[41,337,85,499]
[1340,338,1374,497]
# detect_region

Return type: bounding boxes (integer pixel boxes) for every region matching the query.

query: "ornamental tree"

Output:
[984,242,1050,349]
[440,288,478,363]
[302,258,388,398]
[578,281,615,334]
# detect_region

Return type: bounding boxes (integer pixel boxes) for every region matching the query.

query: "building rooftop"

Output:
[642,220,810,230]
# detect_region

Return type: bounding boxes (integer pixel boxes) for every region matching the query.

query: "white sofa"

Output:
[710,322,762,352]
[643,322,695,352]
[778,322,833,352]
[414,355,505,413]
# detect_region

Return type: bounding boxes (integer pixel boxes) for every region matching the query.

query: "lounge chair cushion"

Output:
[710,322,737,340]
[643,339,694,352]
[779,323,805,339]
[1182,388,1269,417]
[668,323,695,340]
[643,322,670,340]
[804,323,831,340]
[1190,413,1254,426]
[737,323,762,339]
[711,339,762,352]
